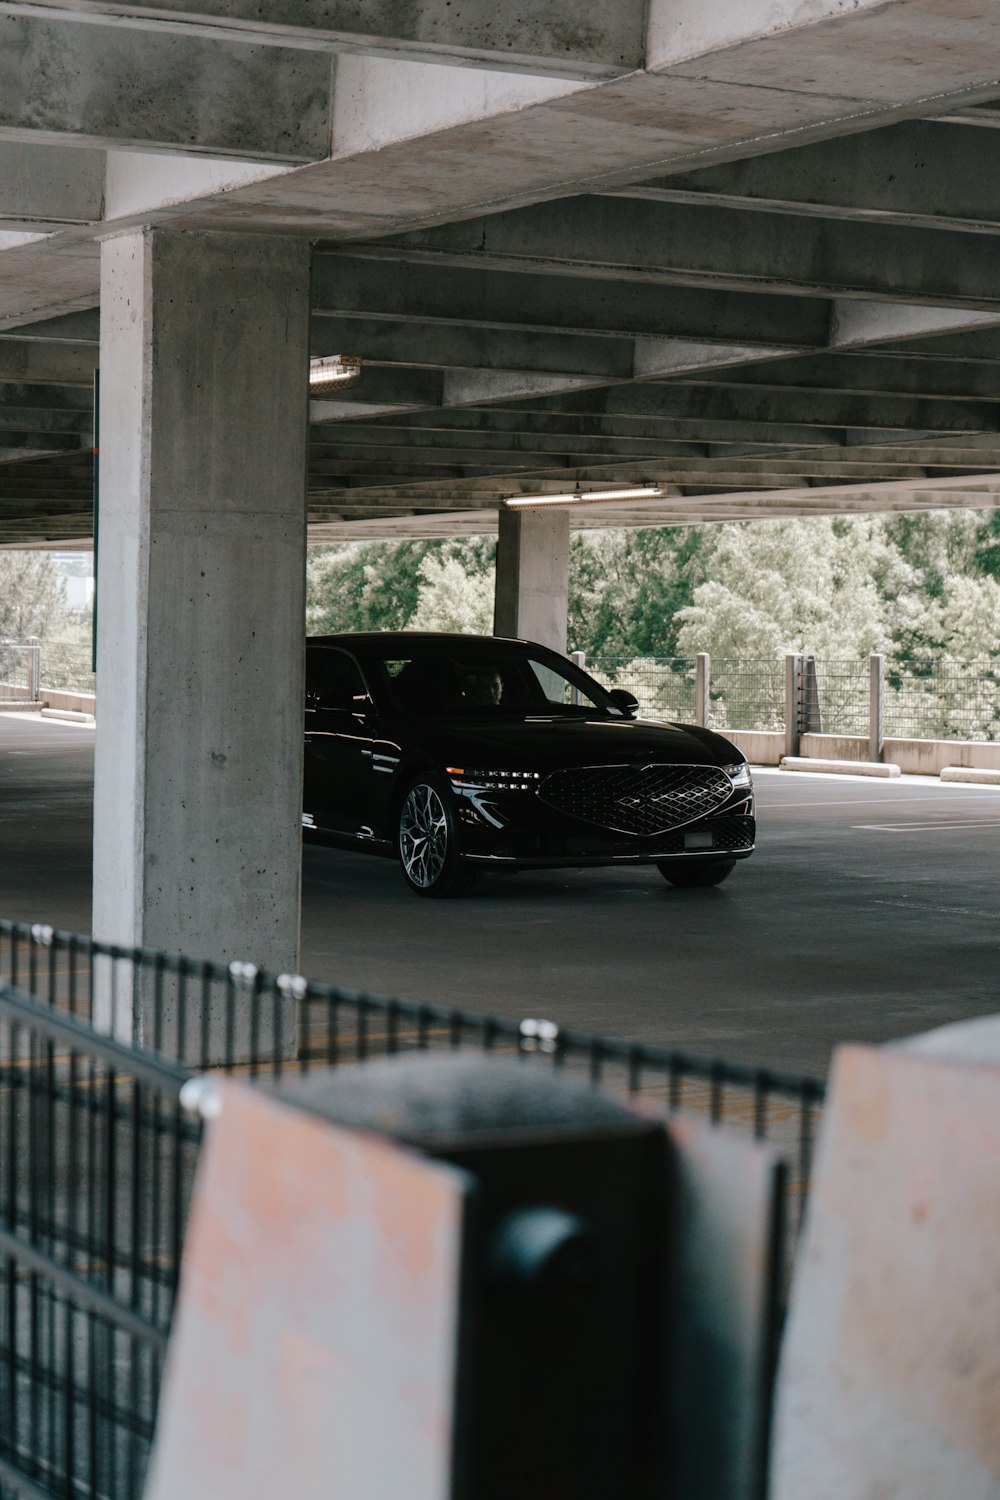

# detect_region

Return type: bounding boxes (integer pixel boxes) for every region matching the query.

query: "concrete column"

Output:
[93,229,310,1044]
[784,652,802,759]
[493,506,570,654]
[695,652,709,728]
[869,652,885,763]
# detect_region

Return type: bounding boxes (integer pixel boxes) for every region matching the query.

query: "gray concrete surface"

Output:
[94,230,310,984]
[4,709,1000,1078]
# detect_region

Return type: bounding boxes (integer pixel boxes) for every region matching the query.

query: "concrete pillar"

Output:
[869,652,885,763]
[784,652,802,759]
[695,652,709,728]
[493,506,570,654]
[93,228,310,1045]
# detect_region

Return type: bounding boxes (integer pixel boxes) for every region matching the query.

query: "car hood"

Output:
[413,715,739,769]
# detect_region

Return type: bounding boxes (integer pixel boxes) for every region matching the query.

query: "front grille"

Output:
[537,763,733,836]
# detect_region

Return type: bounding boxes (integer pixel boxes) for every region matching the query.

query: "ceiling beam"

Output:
[605,122,1000,237]
[311,255,831,349]
[352,196,1000,310]
[0,1,643,78]
[0,14,331,159]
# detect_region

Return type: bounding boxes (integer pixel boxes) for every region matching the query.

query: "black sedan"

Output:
[304,632,755,897]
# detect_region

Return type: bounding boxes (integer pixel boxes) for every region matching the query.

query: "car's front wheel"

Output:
[397,777,479,898]
[657,857,736,888]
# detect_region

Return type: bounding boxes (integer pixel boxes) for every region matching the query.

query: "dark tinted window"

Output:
[371,645,611,717]
[305,648,368,712]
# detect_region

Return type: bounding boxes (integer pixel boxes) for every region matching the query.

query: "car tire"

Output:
[397,776,480,898]
[656,857,737,888]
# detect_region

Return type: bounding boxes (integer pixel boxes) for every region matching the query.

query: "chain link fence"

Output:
[585,657,698,721]
[884,659,1000,742]
[585,651,1000,743]
[0,642,39,704]
[38,637,95,695]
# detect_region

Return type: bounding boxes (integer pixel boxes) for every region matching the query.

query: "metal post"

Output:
[695,652,710,728]
[26,636,40,702]
[570,650,585,705]
[869,652,885,763]
[785,653,801,759]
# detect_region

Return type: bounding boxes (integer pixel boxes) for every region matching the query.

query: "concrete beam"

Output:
[0,142,104,227]
[312,255,831,349]
[493,382,1000,436]
[0,340,95,385]
[361,196,1000,309]
[0,309,99,343]
[690,353,1000,402]
[312,316,636,379]
[608,122,1000,237]
[0,0,645,78]
[0,15,331,159]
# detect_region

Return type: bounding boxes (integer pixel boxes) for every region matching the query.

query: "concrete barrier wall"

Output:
[41,688,96,714]
[723,730,784,765]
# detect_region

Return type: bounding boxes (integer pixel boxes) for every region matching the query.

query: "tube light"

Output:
[309,355,362,392]
[505,485,666,509]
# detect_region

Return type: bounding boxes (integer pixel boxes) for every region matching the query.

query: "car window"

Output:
[527,659,604,711]
[369,646,614,717]
[305,648,368,712]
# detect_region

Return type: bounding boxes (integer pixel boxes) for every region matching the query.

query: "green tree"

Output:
[0,551,66,640]
[674,518,891,659]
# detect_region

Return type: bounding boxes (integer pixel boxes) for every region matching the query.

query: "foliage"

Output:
[0,552,66,641]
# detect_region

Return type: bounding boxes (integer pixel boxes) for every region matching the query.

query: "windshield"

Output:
[367,643,617,718]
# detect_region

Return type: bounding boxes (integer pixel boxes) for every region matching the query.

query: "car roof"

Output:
[306,631,533,649]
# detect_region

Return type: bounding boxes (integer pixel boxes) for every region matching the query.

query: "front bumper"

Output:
[454,792,755,869]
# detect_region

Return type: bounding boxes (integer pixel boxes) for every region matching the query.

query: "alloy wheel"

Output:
[399,783,449,889]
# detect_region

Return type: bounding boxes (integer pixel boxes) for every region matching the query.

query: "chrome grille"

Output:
[538,763,733,836]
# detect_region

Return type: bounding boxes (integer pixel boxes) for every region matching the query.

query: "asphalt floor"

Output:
[3,708,1000,1077]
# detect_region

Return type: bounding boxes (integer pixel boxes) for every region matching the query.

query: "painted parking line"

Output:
[852,820,1000,832]
[872,898,1000,921]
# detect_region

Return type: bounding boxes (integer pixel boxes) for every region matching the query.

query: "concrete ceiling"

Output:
[3,0,1000,545]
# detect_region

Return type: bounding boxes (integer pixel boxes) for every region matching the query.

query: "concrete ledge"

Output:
[40,707,94,724]
[42,688,96,715]
[722,729,784,766]
[940,765,1000,785]
[781,756,901,778]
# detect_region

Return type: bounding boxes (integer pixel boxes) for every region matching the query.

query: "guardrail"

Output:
[586,651,1000,756]
[0,917,825,1498]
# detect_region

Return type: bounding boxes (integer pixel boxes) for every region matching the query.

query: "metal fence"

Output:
[808,659,870,737]
[0,917,825,1500]
[709,657,786,733]
[585,657,697,721]
[585,651,1000,743]
[36,641,95,698]
[0,643,39,706]
[884,658,1000,742]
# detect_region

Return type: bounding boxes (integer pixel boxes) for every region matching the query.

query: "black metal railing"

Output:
[0,917,825,1499]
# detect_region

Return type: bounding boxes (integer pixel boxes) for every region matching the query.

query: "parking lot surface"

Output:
[3,710,999,1077]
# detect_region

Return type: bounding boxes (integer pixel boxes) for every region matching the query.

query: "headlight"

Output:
[723,761,753,790]
[447,767,541,792]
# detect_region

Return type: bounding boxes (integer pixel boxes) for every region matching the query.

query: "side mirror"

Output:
[608,688,640,718]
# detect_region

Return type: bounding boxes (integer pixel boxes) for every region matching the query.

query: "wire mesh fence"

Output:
[0,918,826,1498]
[809,659,869,736]
[585,657,698,721]
[708,657,786,732]
[38,640,95,697]
[0,644,39,706]
[885,659,1000,742]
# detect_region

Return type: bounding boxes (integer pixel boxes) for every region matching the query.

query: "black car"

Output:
[304,632,755,897]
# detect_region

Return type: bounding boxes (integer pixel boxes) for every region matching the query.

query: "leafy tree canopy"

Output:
[0,552,66,640]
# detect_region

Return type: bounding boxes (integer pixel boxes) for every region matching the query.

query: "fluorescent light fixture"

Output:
[309,355,362,393]
[505,484,665,510]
